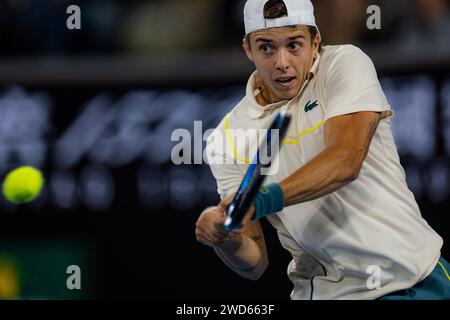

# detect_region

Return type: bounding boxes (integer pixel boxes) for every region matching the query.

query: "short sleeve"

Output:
[205,127,244,201]
[324,45,393,122]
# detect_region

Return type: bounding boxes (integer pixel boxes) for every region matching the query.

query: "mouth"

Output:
[275,76,296,88]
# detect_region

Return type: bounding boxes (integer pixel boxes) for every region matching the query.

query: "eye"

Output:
[288,42,302,50]
[259,44,274,54]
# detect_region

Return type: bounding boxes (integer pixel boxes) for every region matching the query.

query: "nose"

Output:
[275,49,290,71]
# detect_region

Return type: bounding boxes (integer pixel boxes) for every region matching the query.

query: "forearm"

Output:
[214,234,267,280]
[280,145,360,207]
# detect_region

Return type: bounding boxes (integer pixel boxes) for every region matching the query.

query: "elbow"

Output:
[244,273,262,281]
[252,259,269,281]
[340,149,364,182]
[348,165,361,181]
[340,157,363,182]
[242,258,269,281]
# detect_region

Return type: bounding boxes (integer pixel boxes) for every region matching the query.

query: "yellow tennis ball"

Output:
[2,166,44,204]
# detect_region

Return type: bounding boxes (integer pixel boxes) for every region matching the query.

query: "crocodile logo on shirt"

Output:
[304,100,319,112]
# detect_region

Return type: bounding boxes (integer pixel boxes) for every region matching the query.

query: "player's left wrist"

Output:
[252,183,285,220]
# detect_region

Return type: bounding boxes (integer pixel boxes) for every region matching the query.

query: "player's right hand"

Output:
[218,193,255,232]
[195,206,238,248]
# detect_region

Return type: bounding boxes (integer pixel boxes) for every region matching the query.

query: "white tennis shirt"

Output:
[206,45,443,300]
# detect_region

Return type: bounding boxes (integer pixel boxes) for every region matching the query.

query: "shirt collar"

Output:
[246,52,321,120]
[309,51,321,78]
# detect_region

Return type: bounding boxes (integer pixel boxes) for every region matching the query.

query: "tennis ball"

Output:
[2,166,44,204]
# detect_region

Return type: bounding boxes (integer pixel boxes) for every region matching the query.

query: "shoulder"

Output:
[322,44,371,62]
[208,97,252,139]
[320,44,375,74]
[205,96,251,159]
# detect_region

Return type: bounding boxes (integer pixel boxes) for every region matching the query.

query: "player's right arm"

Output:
[195,204,268,281]
[197,116,268,280]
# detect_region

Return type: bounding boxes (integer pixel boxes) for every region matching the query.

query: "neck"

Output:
[254,83,286,106]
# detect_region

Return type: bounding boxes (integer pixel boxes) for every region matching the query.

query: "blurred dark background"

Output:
[0,0,449,300]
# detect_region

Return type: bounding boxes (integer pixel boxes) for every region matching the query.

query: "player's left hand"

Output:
[218,193,255,232]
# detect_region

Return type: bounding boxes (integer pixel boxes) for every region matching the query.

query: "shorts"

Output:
[378,257,450,300]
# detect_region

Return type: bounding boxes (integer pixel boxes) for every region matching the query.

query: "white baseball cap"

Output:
[244,0,321,41]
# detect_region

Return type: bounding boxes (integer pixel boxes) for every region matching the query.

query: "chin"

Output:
[270,84,300,101]
[275,86,301,100]
[280,90,299,101]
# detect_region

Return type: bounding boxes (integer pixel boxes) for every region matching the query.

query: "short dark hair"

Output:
[263,0,288,19]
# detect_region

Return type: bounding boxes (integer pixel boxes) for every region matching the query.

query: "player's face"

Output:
[244,25,319,102]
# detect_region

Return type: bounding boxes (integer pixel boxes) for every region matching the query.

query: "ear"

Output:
[242,36,254,62]
[312,34,320,57]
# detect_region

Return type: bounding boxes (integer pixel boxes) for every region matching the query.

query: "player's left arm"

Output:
[280,111,381,206]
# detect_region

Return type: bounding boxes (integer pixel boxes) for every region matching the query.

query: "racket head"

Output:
[224,110,291,231]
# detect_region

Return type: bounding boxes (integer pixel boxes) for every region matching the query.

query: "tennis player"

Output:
[195,0,450,300]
